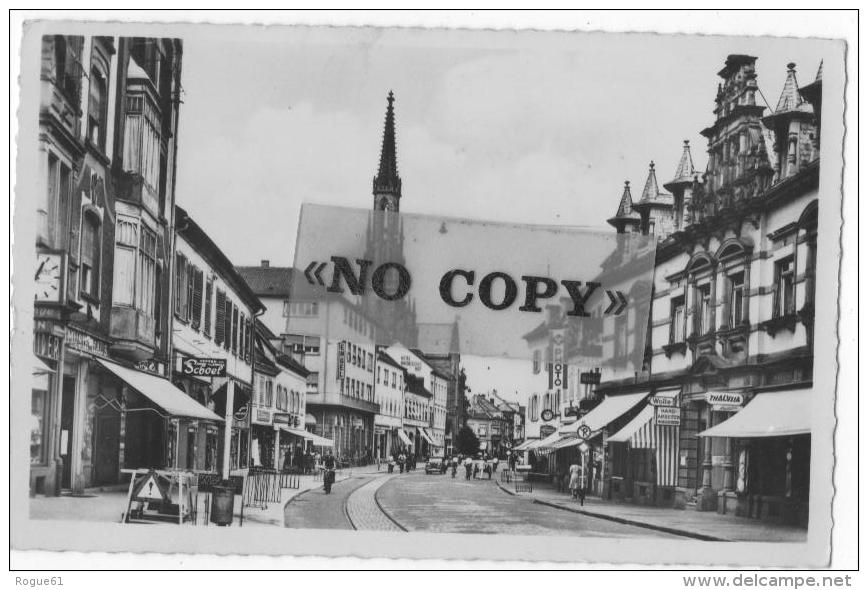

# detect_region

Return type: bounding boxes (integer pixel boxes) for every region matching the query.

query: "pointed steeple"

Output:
[815,60,823,82]
[373,90,402,205]
[775,63,809,114]
[607,180,641,233]
[637,161,663,206]
[665,141,696,190]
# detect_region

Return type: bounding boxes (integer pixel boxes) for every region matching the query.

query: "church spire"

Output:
[373,90,402,208]
[607,180,641,234]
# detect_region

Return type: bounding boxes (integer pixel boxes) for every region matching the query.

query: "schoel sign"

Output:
[181,357,227,377]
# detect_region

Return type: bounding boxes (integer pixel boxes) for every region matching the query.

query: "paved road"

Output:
[376,471,680,538]
[283,474,374,530]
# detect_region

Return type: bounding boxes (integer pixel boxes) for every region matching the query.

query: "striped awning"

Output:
[512,439,537,452]
[560,392,648,436]
[397,429,412,445]
[419,428,435,445]
[607,404,679,487]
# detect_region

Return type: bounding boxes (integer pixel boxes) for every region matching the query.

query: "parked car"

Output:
[425,457,444,474]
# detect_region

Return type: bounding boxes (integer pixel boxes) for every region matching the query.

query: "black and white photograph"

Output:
[9,11,856,572]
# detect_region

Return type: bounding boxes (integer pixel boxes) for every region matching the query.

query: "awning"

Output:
[531,430,568,451]
[561,391,648,436]
[33,354,54,375]
[307,432,335,447]
[551,435,582,450]
[419,428,435,445]
[97,358,223,422]
[698,388,811,438]
[397,429,412,445]
[278,425,314,440]
[608,406,655,445]
[304,413,316,425]
[513,439,537,452]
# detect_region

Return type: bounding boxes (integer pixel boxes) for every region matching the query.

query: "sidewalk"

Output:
[496,478,807,543]
[29,463,387,528]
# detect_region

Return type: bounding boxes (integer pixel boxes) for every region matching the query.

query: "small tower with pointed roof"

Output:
[762,63,818,180]
[632,161,675,239]
[799,60,823,142]
[607,180,642,234]
[373,90,402,212]
[663,140,697,230]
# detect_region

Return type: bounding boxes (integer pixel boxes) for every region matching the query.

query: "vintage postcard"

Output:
[10,13,850,569]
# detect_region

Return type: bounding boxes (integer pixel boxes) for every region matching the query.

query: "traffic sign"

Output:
[576,423,592,440]
[132,471,170,504]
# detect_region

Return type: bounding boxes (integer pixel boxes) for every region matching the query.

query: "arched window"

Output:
[80,211,101,299]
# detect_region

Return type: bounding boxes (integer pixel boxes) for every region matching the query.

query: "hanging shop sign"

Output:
[579,370,602,385]
[705,391,744,408]
[540,409,556,422]
[273,413,290,425]
[539,424,556,438]
[181,357,227,377]
[255,409,272,425]
[547,329,568,392]
[654,405,681,426]
[135,358,163,375]
[576,423,593,441]
[650,394,679,407]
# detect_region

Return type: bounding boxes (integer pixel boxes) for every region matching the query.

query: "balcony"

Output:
[110,306,156,360]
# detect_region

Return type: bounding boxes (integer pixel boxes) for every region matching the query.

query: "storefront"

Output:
[698,386,811,527]
[606,388,681,506]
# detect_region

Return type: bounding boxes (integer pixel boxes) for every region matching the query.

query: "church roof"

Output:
[373,91,401,196]
[634,161,674,209]
[663,141,697,190]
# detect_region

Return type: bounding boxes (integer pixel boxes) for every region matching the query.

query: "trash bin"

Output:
[210,485,235,526]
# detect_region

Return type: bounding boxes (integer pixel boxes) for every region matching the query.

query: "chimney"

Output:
[261,260,270,268]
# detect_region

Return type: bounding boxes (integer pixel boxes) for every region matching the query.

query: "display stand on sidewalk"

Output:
[122,468,196,525]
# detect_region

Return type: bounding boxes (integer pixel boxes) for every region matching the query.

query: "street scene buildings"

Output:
[22,29,829,547]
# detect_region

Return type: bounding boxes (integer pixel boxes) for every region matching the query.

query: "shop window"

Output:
[31,383,49,465]
[774,257,795,317]
[79,212,101,299]
[87,68,108,150]
[670,296,685,343]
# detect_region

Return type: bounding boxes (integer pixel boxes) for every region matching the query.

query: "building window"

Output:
[231,306,239,356]
[696,283,712,335]
[303,336,320,355]
[283,300,290,317]
[113,215,157,316]
[122,92,162,191]
[42,154,73,248]
[775,257,795,317]
[728,272,745,327]
[173,253,188,320]
[223,298,232,351]
[87,68,107,150]
[391,372,396,388]
[53,36,83,109]
[377,367,381,384]
[79,212,101,299]
[306,372,319,390]
[670,296,685,343]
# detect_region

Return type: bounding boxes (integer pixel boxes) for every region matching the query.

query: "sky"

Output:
[172,25,834,405]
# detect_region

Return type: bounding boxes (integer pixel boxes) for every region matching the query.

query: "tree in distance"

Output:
[455,425,480,456]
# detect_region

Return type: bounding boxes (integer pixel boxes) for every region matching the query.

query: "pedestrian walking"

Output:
[569,462,583,504]
[492,457,499,473]
[464,456,473,479]
[398,452,406,474]
[451,455,458,478]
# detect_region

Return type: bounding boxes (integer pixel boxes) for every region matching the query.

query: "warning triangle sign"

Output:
[133,471,169,503]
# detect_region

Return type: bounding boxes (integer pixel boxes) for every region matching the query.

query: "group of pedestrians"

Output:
[442,453,502,480]
[385,452,416,474]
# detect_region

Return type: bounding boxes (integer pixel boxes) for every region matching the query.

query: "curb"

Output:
[530,498,727,542]
[494,479,517,496]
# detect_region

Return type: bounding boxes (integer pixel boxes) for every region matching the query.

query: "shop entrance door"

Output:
[93,408,121,485]
[59,375,76,489]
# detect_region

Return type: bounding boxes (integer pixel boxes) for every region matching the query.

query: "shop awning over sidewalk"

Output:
[397,429,412,445]
[698,388,812,438]
[306,432,335,447]
[419,428,435,445]
[530,430,569,451]
[33,353,54,375]
[607,405,655,446]
[560,391,648,436]
[97,358,223,422]
[513,439,537,452]
[277,425,314,440]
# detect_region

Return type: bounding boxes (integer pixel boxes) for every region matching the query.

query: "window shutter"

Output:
[174,254,185,317]
[203,277,213,337]
[223,298,232,351]
[246,318,252,362]
[191,268,203,330]
[214,289,226,345]
[231,304,239,355]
